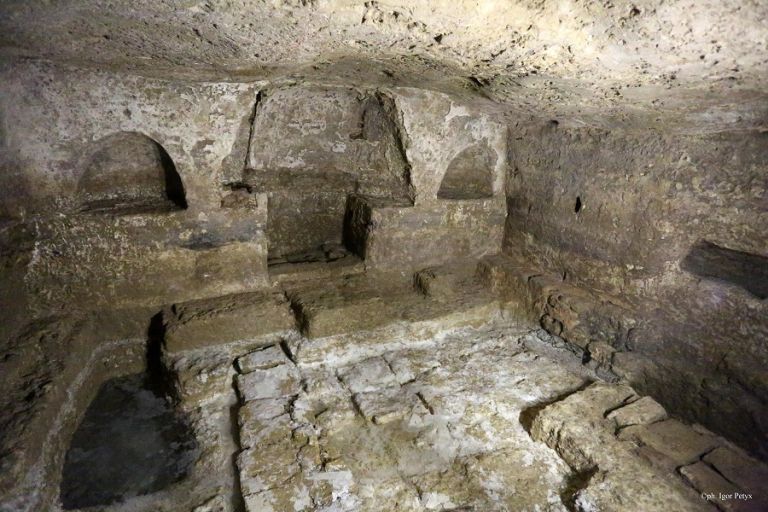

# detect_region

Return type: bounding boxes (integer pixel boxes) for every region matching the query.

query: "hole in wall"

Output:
[60,373,198,509]
[437,141,496,200]
[574,196,583,213]
[243,88,411,265]
[681,240,768,299]
[77,132,187,214]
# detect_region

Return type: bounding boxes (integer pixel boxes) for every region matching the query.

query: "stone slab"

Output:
[620,419,721,468]
[236,364,302,402]
[236,345,290,373]
[607,396,668,428]
[163,290,295,353]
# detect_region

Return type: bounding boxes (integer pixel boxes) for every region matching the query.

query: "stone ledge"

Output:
[162,291,296,354]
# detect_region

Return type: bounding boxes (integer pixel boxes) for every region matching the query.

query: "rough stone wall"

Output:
[241,85,412,258]
[393,88,507,205]
[0,60,258,217]
[0,60,510,321]
[0,62,274,315]
[504,122,768,458]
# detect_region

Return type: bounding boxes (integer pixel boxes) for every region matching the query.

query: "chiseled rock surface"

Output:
[236,345,290,373]
[3,0,767,131]
[232,325,768,511]
[347,194,506,272]
[162,291,296,354]
[528,382,721,511]
[703,447,768,496]
[619,419,721,471]
[234,326,589,511]
[607,395,668,428]
[286,267,507,365]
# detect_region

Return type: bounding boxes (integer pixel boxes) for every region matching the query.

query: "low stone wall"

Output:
[345,194,505,272]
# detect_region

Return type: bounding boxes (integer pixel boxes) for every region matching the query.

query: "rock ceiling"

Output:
[1,0,767,130]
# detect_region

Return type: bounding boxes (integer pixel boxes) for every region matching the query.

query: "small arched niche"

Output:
[437,141,496,200]
[78,132,187,214]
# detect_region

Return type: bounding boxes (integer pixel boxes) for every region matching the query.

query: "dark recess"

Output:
[681,240,768,299]
[60,373,197,509]
[159,144,187,209]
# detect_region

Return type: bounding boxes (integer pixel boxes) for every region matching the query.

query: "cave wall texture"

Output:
[0,0,766,502]
[504,124,768,458]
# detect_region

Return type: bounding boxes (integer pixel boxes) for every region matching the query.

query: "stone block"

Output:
[167,352,235,404]
[236,345,289,373]
[680,461,749,512]
[384,349,441,384]
[301,368,348,399]
[607,396,668,428]
[352,387,429,424]
[236,364,302,402]
[413,261,480,301]
[339,356,398,393]
[193,240,268,293]
[163,290,295,353]
[238,410,292,450]
[530,382,638,471]
[703,446,768,498]
[344,194,505,272]
[285,274,414,338]
[620,419,720,468]
[576,464,710,512]
[237,440,301,495]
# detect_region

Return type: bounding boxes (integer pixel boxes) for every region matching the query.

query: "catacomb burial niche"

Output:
[243,87,411,266]
[437,141,496,200]
[681,240,768,299]
[77,132,187,214]
[60,373,197,510]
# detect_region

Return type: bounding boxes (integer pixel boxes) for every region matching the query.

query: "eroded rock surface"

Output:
[0,3,766,510]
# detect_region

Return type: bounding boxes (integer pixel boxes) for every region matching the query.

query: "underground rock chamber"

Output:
[60,374,198,510]
[1,1,767,512]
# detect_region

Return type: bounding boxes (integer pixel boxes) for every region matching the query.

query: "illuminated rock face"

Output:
[0,2,766,511]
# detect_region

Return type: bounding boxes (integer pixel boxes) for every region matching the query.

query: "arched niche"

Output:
[77,132,187,214]
[437,141,496,200]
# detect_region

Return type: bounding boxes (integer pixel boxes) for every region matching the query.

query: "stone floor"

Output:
[60,374,198,510]
[234,325,577,511]
[221,326,766,512]
[4,264,767,512]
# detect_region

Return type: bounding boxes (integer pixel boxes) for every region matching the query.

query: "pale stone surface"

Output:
[233,326,723,511]
[620,419,721,468]
[529,382,714,511]
[352,387,429,425]
[236,364,302,402]
[607,396,668,428]
[238,407,292,450]
[339,356,398,394]
[163,291,295,354]
[236,345,290,373]
[383,349,441,384]
[167,351,235,405]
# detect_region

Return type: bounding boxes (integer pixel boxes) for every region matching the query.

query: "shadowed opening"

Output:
[78,132,187,214]
[681,240,768,299]
[60,373,197,509]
